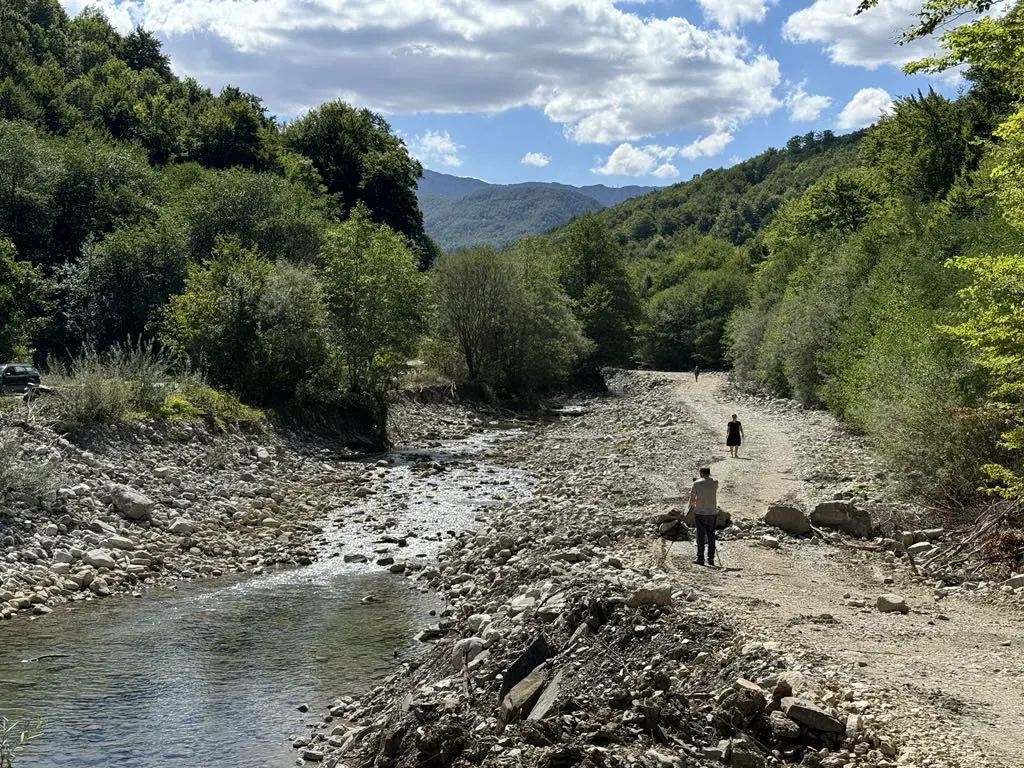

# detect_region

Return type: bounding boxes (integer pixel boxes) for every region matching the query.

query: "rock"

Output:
[759,535,780,549]
[501,666,548,720]
[105,535,135,551]
[626,587,673,609]
[300,748,324,762]
[83,549,117,570]
[498,634,552,700]
[728,738,767,768]
[167,519,195,535]
[772,671,808,699]
[1003,574,1024,589]
[781,697,844,733]
[343,554,368,564]
[907,541,933,557]
[809,500,872,538]
[877,594,909,614]
[111,486,155,521]
[768,710,801,739]
[451,637,485,669]
[527,669,564,721]
[764,504,811,536]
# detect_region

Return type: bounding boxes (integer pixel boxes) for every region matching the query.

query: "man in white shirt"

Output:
[688,467,719,566]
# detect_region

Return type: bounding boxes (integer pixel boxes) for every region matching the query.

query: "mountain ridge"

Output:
[417,169,656,250]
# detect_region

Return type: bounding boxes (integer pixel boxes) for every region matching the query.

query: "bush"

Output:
[0,715,43,768]
[36,339,262,430]
[0,436,60,501]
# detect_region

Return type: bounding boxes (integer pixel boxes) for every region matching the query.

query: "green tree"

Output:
[318,207,429,395]
[557,212,639,364]
[284,101,425,248]
[430,242,587,393]
[0,237,48,359]
[161,237,330,403]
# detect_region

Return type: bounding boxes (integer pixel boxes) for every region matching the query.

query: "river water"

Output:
[0,431,532,767]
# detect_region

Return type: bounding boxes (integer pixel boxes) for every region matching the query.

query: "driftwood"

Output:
[917,500,1020,581]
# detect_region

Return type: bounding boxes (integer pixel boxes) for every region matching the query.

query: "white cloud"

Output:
[836,87,894,129]
[679,131,734,159]
[408,130,463,167]
[697,0,770,29]
[783,0,980,69]
[58,0,781,145]
[520,152,551,168]
[784,81,832,121]
[592,132,731,176]
[653,163,680,179]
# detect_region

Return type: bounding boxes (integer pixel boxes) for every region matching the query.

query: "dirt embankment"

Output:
[298,371,1022,768]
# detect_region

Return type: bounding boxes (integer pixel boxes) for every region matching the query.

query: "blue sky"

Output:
[60,0,969,187]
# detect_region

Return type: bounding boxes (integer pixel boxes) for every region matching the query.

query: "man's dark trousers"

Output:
[695,513,717,564]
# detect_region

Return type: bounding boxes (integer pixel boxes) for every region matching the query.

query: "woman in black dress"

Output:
[726,414,743,458]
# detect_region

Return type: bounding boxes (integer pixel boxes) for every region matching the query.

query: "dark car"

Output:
[0,364,41,394]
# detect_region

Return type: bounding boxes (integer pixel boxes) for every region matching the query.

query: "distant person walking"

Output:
[688,467,719,566]
[693,365,700,382]
[727,414,744,458]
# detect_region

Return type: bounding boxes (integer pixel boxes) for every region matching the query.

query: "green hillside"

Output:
[422,184,604,250]
[600,130,865,259]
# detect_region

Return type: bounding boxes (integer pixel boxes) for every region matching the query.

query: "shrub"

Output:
[0,715,43,768]
[0,437,60,501]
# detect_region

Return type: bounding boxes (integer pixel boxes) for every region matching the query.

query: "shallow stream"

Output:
[0,431,533,767]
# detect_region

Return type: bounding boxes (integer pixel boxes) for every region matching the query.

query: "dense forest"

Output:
[2,0,1023,502]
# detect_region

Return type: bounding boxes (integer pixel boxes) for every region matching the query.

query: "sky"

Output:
[58,0,973,188]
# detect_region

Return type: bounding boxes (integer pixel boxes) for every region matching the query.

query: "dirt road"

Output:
[660,372,1024,766]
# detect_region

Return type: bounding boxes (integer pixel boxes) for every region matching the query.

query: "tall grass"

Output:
[36,339,262,429]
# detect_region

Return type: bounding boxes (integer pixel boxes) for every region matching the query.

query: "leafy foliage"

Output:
[429,242,588,394]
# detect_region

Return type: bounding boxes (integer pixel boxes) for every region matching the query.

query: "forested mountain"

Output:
[600,130,865,258]
[421,184,604,250]
[416,170,654,250]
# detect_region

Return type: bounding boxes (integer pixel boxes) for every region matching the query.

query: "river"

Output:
[0,430,533,767]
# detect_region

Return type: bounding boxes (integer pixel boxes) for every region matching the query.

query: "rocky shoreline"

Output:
[0,400,502,622]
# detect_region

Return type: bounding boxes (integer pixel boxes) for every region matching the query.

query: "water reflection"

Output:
[0,567,438,767]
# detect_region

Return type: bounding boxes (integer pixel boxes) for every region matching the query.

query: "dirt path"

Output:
[658,372,1024,767]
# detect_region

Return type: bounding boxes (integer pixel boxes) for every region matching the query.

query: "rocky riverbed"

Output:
[0,400,509,621]
[292,372,1006,768]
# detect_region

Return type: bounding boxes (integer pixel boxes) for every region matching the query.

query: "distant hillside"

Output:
[422,184,604,251]
[599,130,867,257]
[417,170,655,250]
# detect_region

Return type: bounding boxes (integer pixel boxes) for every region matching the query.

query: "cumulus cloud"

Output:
[782,0,979,69]
[592,132,731,176]
[653,163,680,179]
[679,131,733,159]
[837,87,894,129]
[697,0,770,29]
[520,152,551,168]
[408,130,463,167]
[57,0,781,144]
[784,81,832,121]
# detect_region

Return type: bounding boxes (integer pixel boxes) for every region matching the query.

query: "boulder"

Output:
[768,710,801,739]
[84,549,117,570]
[105,535,135,551]
[167,519,195,535]
[111,486,155,521]
[781,697,844,733]
[809,501,872,538]
[451,637,485,670]
[626,587,673,609]
[684,506,732,529]
[876,594,909,614]
[501,666,548,720]
[764,504,811,536]
[1004,574,1024,589]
